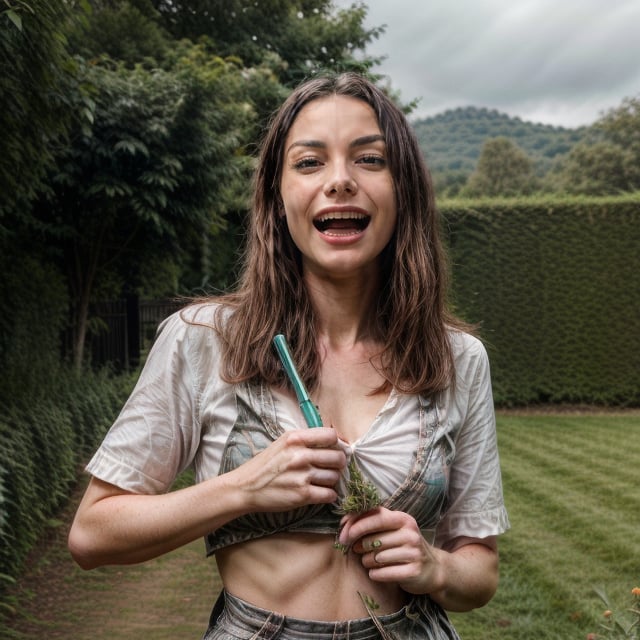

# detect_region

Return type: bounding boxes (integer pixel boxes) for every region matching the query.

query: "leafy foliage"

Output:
[150,0,385,85]
[553,96,640,195]
[0,369,129,581]
[29,49,260,366]
[551,141,638,195]
[0,244,68,403]
[0,237,128,581]
[68,0,170,66]
[598,95,640,161]
[0,0,84,223]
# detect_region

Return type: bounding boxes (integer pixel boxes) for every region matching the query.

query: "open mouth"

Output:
[313,212,371,235]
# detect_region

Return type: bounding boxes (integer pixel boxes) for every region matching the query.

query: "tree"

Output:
[597,95,640,161]
[67,0,171,66]
[464,137,538,197]
[31,49,265,368]
[151,0,384,86]
[0,0,85,223]
[5,0,390,369]
[549,94,640,195]
[433,169,469,199]
[550,141,638,195]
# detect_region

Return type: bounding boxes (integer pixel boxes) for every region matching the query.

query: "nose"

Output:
[324,164,357,196]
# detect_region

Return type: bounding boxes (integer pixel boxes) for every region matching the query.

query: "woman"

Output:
[69,72,510,639]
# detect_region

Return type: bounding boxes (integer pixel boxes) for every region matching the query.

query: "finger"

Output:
[353,527,413,556]
[308,447,347,470]
[339,508,389,548]
[346,509,419,548]
[355,536,382,555]
[364,546,406,570]
[295,426,339,447]
[363,537,383,552]
[309,467,342,487]
[337,512,369,547]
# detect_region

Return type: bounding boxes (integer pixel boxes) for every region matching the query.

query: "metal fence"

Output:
[89,297,185,371]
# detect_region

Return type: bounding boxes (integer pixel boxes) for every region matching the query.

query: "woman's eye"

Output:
[293,157,321,170]
[357,154,386,167]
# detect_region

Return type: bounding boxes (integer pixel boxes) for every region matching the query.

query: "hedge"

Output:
[441,194,640,406]
[0,369,130,589]
[0,243,131,600]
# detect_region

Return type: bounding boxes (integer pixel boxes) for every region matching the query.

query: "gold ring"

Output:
[371,539,382,549]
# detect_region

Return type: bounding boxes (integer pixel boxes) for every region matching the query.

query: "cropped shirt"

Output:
[86,303,510,552]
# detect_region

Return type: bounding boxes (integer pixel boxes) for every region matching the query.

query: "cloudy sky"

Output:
[334,0,640,128]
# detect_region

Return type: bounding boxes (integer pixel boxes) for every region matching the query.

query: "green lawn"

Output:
[450,413,640,639]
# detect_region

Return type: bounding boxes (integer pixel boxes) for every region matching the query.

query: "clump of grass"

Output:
[333,459,381,553]
[335,459,381,516]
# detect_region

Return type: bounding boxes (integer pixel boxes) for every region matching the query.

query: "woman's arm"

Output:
[413,535,499,611]
[69,427,346,569]
[338,508,499,612]
[69,474,245,569]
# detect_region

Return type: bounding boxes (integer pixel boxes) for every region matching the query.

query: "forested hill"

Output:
[412,106,590,177]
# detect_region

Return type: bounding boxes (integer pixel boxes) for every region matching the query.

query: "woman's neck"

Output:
[303,269,380,348]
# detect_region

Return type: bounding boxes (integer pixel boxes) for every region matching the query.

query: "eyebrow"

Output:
[286,134,385,155]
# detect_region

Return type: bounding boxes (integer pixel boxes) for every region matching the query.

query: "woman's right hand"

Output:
[230,427,346,512]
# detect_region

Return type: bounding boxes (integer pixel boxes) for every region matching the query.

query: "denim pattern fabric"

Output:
[203,591,461,640]
[205,387,338,555]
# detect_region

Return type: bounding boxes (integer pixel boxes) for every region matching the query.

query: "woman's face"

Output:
[279,95,397,281]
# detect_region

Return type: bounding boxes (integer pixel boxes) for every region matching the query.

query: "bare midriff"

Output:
[215,532,408,620]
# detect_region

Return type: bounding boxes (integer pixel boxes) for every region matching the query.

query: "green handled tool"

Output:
[273,334,323,428]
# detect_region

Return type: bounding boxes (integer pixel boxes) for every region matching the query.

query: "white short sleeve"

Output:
[434,334,510,547]
[85,306,213,493]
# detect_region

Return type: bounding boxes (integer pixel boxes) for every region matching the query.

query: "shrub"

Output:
[442,194,640,406]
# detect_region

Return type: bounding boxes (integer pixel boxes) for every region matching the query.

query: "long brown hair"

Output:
[206,72,467,395]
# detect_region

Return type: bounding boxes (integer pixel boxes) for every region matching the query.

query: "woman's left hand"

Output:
[338,507,500,610]
[337,507,442,595]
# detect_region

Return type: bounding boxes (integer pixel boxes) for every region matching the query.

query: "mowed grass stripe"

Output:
[500,476,631,591]
[502,445,639,495]
[497,415,640,471]
[501,464,637,580]
[498,415,640,457]
[497,429,640,520]
[498,425,640,472]
[498,498,639,628]
[450,521,597,638]
[497,418,640,511]
[498,418,639,564]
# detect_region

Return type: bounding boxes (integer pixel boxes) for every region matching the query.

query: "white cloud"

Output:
[334,0,640,126]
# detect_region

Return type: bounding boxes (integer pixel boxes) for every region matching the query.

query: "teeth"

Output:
[316,212,368,222]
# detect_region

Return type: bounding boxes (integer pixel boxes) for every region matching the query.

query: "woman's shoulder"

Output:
[149,300,234,361]
[447,328,488,361]
[146,300,235,380]
[158,300,230,334]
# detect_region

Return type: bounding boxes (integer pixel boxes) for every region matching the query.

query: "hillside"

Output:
[412,106,591,179]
